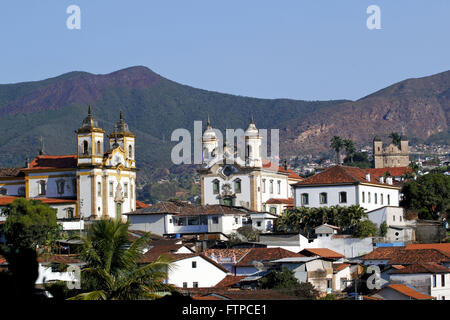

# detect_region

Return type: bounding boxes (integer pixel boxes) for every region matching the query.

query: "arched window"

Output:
[83,141,89,155]
[97,140,101,155]
[129,145,133,158]
[269,180,274,194]
[38,180,46,195]
[246,145,252,158]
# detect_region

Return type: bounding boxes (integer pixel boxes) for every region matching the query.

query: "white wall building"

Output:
[366,206,416,243]
[293,165,400,212]
[198,117,302,214]
[0,107,139,230]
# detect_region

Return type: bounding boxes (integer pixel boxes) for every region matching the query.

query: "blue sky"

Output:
[0,0,449,100]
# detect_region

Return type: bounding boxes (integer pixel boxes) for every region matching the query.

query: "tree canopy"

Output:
[3,198,59,250]
[401,173,450,220]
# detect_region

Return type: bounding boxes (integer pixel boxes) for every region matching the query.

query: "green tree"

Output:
[401,173,450,220]
[330,136,344,164]
[3,198,59,250]
[69,218,175,300]
[353,220,378,238]
[259,267,300,290]
[343,139,356,163]
[379,222,388,237]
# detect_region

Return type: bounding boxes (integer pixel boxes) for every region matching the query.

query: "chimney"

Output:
[379,176,384,184]
[386,177,393,185]
[365,173,371,182]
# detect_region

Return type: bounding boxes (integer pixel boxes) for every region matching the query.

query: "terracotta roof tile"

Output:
[388,249,450,265]
[128,201,250,216]
[235,248,303,267]
[389,263,449,274]
[203,249,252,263]
[37,254,80,264]
[214,275,246,288]
[294,165,399,187]
[185,288,299,300]
[333,263,350,272]
[0,168,23,178]
[366,167,411,178]
[299,248,344,259]
[265,198,294,205]
[136,200,150,209]
[262,160,303,181]
[387,284,434,300]
[361,247,404,260]
[24,155,78,170]
[405,243,450,256]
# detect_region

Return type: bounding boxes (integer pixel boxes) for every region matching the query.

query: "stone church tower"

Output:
[373,136,409,168]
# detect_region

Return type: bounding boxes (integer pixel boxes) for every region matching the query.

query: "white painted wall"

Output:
[168,256,228,288]
[390,273,450,300]
[298,234,374,258]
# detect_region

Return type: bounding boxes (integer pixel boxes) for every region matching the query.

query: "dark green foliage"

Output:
[259,268,300,290]
[3,198,59,250]
[379,222,388,237]
[69,218,175,300]
[401,173,450,220]
[330,136,344,163]
[353,220,378,238]
[389,132,402,148]
[344,151,371,169]
[275,205,367,235]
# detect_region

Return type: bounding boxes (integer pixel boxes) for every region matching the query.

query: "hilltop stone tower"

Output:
[373,135,409,168]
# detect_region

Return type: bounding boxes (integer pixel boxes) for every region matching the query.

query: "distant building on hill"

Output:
[373,136,410,168]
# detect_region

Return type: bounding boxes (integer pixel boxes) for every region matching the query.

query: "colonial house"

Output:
[125,201,250,237]
[0,107,138,230]
[198,117,302,214]
[139,239,230,289]
[293,165,400,212]
[36,254,84,286]
[366,206,416,243]
[249,212,278,233]
[389,263,450,300]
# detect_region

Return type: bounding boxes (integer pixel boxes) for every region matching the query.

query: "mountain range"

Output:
[0,66,448,188]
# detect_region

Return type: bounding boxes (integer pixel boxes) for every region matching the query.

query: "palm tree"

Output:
[68,218,175,300]
[389,132,401,148]
[330,136,344,164]
[343,139,356,163]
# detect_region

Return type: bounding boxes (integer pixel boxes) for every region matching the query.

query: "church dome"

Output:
[202,116,217,140]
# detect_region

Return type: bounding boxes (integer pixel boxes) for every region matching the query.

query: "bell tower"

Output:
[108,111,136,169]
[75,105,105,167]
[202,115,219,166]
[245,114,262,167]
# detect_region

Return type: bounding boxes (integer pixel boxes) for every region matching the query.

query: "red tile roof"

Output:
[265,198,294,205]
[0,168,23,178]
[332,263,350,272]
[405,243,450,256]
[388,249,450,265]
[127,201,251,216]
[361,247,405,261]
[235,248,303,267]
[389,263,449,274]
[136,200,150,209]
[366,167,411,178]
[203,249,252,263]
[299,248,344,259]
[294,165,399,187]
[187,288,299,300]
[214,275,246,288]
[387,284,434,300]
[0,196,21,206]
[262,160,303,181]
[24,155,78,171]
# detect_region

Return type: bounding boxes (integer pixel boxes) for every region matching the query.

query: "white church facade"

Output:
[0,107,138,229]
[198,117,303,215]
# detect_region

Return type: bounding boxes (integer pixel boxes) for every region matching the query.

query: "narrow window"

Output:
[97,140,101,155]
[234,179,241,194]
[83,140,89,155]
[270,207,277,214]
[67,208,74,219]
[129,145,133,158]
[212,216,219,224]
[257,221,262,227]
[368,192,371,203]
[380,194,384,205]
[320,192,328,204]
[109,181,113,197]
[183,282,188,288]
[124,183,128,198]
[362,192,365,203]
[97,182,101,197]
[192,261,197,268]
[301,193,309,205]
[387,194,391,205]
[193,282,198,288]
[433,275,437,288]
[269,180,273,194]
[262,179,266,193]
[213,180,219,194]
[339,192,347,203]
[375,193,378,204]
[277,181,281,194]
[442,274,445,287]
[39,180,46,195]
